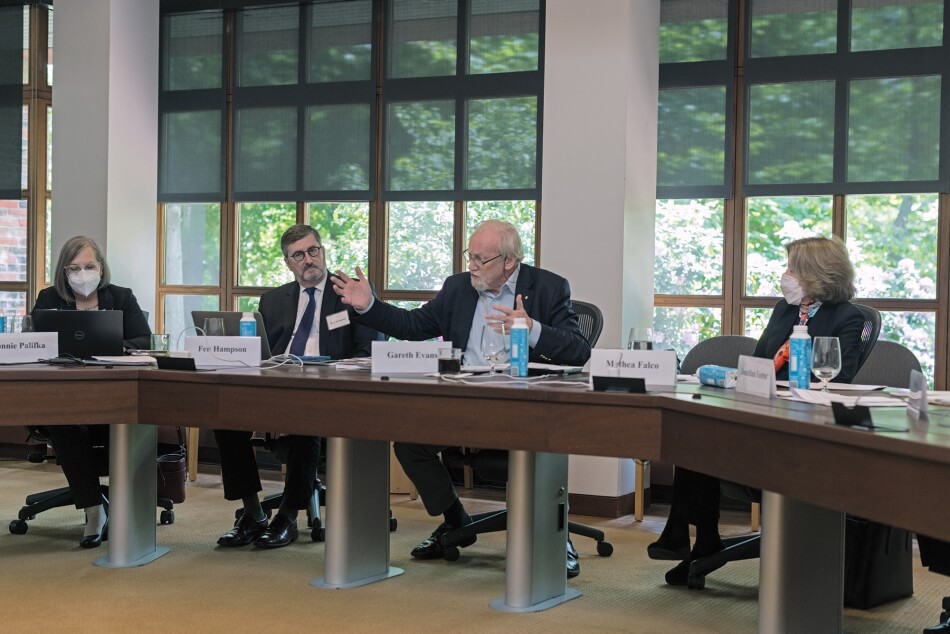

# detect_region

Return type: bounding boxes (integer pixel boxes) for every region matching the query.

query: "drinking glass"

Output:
[812,336,842,392]
[481,324,509,374]
[151,333,170,352]
[203,317,225,337]
[19,315,33,332]
[628,327,653,350]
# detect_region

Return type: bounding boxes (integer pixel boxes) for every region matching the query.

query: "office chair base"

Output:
[441,511,614,559]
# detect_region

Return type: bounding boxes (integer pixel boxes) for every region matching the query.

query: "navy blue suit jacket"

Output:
[754,299,865,383]
[258,280,381,359]
[355,264,591,366]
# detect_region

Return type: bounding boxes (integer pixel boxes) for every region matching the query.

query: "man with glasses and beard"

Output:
[331,219,590,577]
[214,224,382,549]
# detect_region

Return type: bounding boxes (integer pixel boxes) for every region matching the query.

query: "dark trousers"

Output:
[665,467,722,538]
[393,442,457,516]
[214,430,318,511]
[44,424,109,509]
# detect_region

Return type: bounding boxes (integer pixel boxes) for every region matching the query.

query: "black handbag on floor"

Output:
[844,517,914,609]
[157,427,187,504]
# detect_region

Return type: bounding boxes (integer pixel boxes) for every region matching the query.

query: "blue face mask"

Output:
[780,272,804,306]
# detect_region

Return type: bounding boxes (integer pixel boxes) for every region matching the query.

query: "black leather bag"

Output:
[157,427,187,504]
[843,517,914,609]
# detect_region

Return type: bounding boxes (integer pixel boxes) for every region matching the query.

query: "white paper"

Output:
[788,389,900,408]
[776,380,885,391]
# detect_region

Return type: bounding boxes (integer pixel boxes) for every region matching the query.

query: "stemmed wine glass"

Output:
[481,324,509,374]
[812,336,842,392]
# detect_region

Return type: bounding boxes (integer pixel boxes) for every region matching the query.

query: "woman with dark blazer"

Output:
[32,235,151,548]
[648,236,866,585]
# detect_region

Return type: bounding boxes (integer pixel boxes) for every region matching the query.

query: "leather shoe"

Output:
[665,559,690,586]
[217,514,268,547]
[410,519,476,560]
[254,514,299,549]
[567,538,580,579]
[80,521,108,549]
[647,536,690,561]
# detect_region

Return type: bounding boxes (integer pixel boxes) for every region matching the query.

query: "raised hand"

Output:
[330,266,373,311]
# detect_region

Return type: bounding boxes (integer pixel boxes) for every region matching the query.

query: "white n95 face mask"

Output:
[780,272,804,306]
[68,269,101,298]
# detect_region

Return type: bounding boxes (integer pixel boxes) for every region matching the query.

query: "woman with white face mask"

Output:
[648,236,867,587]
[30,235,151,548]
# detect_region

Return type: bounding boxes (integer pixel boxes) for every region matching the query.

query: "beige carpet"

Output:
[0,459,946,633]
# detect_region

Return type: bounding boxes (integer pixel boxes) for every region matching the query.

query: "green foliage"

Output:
[850,3,943,52]
[659,17,728,63]
[655,199,723,295]
[749,10,837,58]
[656,195,938,382]
[308,202,370,276]
[657,87,726,187]
[237,203,296,287]
[387,201,454,290]
[466,200,536,265]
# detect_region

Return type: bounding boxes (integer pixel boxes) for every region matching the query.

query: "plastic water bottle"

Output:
[239,312,256,337]
[509,317,529,377]
[788,324,812,389]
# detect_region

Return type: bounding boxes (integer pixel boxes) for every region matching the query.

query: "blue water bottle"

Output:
[788,324,812,389]
[239,312,256,337]
[509,317,529,377]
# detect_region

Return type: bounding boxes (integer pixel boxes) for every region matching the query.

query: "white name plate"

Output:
[736,354,776,399]
[907,369,929,422]
[0,332,58,363]
[372,341,443,374]
[184,336,260,368]
[588,349,677,387]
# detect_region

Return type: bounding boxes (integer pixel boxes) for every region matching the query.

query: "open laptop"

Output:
[32,309,125,359]
[191,310,272,360]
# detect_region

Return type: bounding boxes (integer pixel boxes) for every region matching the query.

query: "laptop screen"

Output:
[190,311,272,360]
[32,309,125,359]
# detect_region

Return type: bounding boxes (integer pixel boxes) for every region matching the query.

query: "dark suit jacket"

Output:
[355,264,591,366]
[754,299,865,383]
[33,284,152,350]
[258,280,381,359]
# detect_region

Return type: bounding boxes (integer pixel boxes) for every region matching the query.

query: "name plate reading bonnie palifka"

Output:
[0,332,58,363]
[183,336,260,369]
[588,349,677,389]
[371,340,443,374]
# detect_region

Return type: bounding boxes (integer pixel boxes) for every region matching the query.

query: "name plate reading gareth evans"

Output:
[0,332,58,363]
[184,336,260,368]
[736,354,776,399]
[371,340,443,374]
[588,349,677,388]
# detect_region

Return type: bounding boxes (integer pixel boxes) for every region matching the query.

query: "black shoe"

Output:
[665,560,690,586]
[217,514,268,547]
[254,514,299,549]
[567,539,580,579]
[647,536,690,561]
[80,520,108,549]
[410,519,476,560]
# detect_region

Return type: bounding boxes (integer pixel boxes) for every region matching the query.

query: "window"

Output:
[656,0,950,388]
[157,1,544,332]
[0,5,51,316]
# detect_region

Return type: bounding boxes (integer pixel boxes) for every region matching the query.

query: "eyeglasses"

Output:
[462,250,503,267]
[288,245,323,262]
[64,263,100,275]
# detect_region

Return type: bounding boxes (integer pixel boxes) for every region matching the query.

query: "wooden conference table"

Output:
[2,365,949,632]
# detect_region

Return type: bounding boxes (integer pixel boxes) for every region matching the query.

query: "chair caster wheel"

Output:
[311,527,325,542]
[687,573,705,590]
[597,541,613,557]
[9,519,28,534]
[443,546,460,561]
[160,510,175,525]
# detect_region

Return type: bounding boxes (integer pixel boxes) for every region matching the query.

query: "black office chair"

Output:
[680,335,759,375]
[685,304,883,589]
[8,425,176,535]
[440,300,614,560]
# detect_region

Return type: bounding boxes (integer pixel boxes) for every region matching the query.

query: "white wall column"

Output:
[542,0,659,505]
[52,0,159,322]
